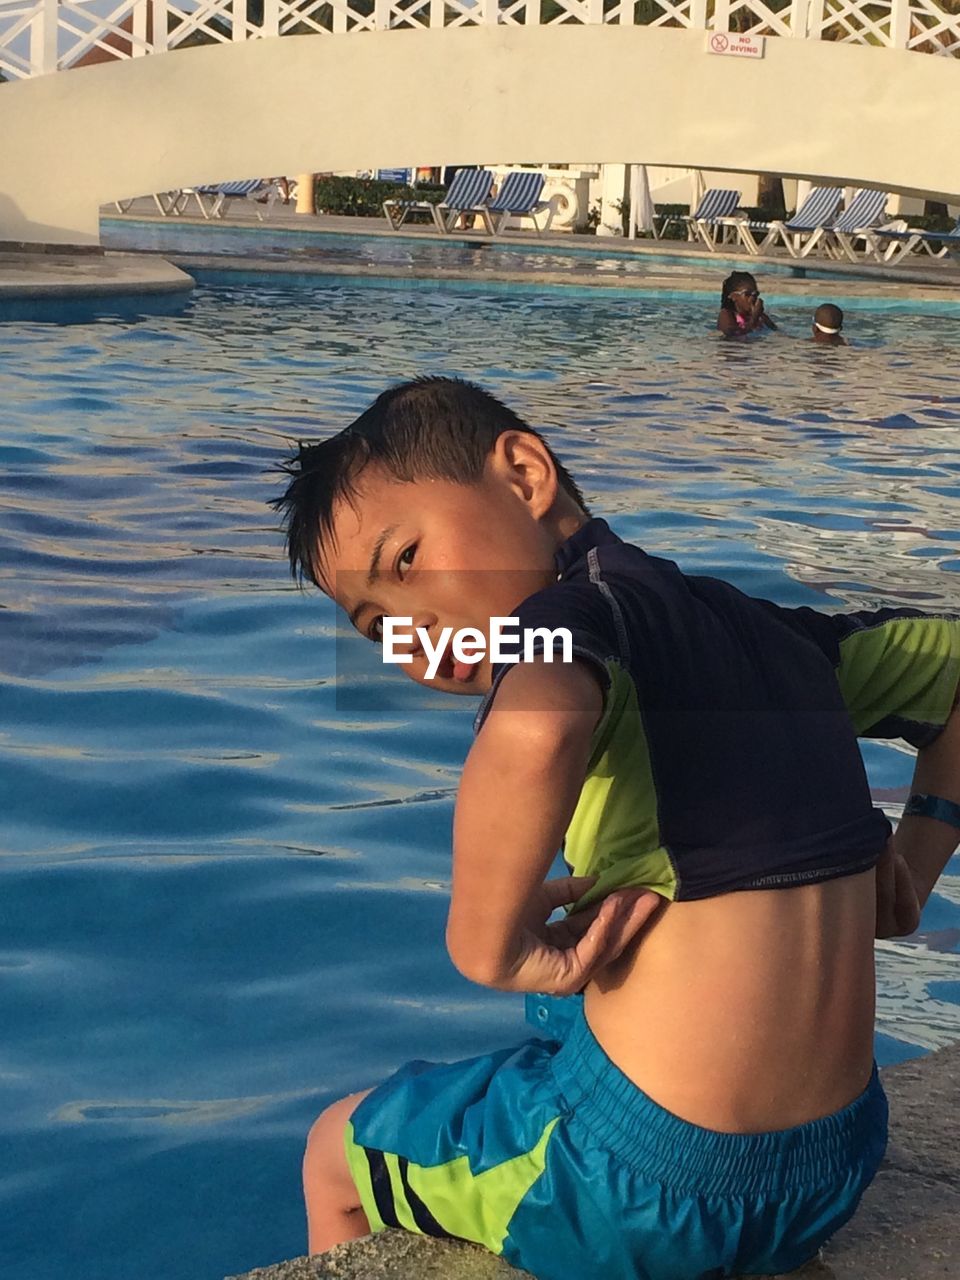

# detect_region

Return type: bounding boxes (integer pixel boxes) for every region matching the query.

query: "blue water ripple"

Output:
[0,278,959,1280]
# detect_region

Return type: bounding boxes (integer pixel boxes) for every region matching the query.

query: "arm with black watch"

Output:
[895,695,960,912]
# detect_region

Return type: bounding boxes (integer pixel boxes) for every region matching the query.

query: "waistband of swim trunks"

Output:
[550,1005,888,1199]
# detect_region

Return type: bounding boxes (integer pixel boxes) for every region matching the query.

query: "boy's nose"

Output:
[403,612,439,657]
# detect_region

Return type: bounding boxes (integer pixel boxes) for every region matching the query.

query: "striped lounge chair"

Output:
[658,189,743,251]
[874,214,960,265]
[486,171,552,234]
[177,179,272,220]
[112,191,188,216]
[724,186,843,257]
[821,189,891,262]
[383,168,495,233]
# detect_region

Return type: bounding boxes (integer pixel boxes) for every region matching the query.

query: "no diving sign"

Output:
[707,32,766,57]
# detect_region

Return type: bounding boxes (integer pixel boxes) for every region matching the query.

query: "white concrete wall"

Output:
[1,26,959,245]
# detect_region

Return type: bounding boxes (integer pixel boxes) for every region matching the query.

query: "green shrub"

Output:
[652,204,689,240]
[313,176,446,218]
[899,212,956,234]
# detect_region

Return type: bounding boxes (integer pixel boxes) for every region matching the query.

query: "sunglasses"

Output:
[732,288,759,299]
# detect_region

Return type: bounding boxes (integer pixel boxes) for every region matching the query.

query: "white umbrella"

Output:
[689,168,707,213]
[628,164,655,239]
[794,179,813,213]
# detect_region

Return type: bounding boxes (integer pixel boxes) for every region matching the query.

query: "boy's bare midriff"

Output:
[585,868,877,1134]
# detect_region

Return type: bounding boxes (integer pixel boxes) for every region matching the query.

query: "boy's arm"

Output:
[746,600,960,936]
[890,694,960,911]
[447,658,660,993]
[825,608,959,936]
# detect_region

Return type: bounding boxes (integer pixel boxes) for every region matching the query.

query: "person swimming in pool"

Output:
[812,303,847,346]
[717,270,778,336]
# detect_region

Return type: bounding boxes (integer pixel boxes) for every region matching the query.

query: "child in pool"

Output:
[812,303,847,346]
[717,270,778,336]
[273,377,960,1280]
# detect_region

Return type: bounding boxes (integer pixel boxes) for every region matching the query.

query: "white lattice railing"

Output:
[2,0,959,80]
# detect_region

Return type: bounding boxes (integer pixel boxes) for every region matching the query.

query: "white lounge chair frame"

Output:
[486,172,554,234]
[657,189,742,251]
[874,216,960,264]
[718,187,843,257]
[819,190,891,262]
[689,189,743,251]
[112,191,183,216]
[113,181,283,220]
[177,180,272,219]
[383,168,495,234]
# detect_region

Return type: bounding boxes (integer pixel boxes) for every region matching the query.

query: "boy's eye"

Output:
[368,616,384,643]
[398,544,417,576]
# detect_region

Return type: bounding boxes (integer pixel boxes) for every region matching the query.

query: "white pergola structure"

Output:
[2,0,960,78]
[1,0,959,243]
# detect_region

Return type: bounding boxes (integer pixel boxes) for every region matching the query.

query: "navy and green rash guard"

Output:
[474,519,960,904]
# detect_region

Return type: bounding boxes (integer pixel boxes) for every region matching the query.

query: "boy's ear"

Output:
[489,431,558,518]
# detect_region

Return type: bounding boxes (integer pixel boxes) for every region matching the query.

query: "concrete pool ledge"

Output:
[228,1042,959,1280]
[0,249,194,299]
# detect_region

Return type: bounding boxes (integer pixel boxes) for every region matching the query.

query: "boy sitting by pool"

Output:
[272,377,960,1280]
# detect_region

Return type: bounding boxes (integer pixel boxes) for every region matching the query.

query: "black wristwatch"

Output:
[902,793,960,831]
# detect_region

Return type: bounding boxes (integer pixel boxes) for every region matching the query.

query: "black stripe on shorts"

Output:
[397,1156,455,1240]
[363,1148,401,1230]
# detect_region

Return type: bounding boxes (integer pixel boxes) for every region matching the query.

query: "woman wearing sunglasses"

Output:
[717,271,778,336]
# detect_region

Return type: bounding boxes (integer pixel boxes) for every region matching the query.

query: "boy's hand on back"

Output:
[501,875,662,995]
[874,837,922,938]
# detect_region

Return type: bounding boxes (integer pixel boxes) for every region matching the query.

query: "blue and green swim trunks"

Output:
[344,998,888,1280]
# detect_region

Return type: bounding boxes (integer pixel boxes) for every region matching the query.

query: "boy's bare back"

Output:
[587,871,877,1131]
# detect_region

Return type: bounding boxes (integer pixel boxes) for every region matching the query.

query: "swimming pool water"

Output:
[1,280,959,1279]
[100,217,869,284]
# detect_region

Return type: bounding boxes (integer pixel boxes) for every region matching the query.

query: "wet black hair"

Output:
[720,271,758,314]
[814,303,844,329]
[270,376,589,588]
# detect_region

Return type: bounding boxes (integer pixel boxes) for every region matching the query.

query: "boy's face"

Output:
[319,446,569,696]
[812,324,843,345]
